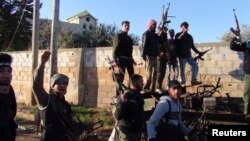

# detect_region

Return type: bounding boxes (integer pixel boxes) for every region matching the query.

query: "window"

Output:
[83,23,86,29]
[89,24,93,30]
[86,17,90,22]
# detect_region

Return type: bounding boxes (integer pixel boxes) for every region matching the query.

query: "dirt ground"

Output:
[16,120,40,141]
[16,120,113,141]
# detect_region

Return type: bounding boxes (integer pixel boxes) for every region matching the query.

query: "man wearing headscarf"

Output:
[32,51,86,141]
[140,19,160,91]
[0,53,17,141]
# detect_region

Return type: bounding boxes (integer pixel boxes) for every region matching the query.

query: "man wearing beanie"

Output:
[147,80,191,141]
[32,51,85,141]
[0,53,17,141]
[175,21,202,86]
[140,19,159,91]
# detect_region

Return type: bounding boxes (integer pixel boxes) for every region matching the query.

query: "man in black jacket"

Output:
[0,53,17,141]
[115,74,145,141]
[32,51,86,141]
[175,21,202,86]
[230,37,250,119]
[113,21,135,90]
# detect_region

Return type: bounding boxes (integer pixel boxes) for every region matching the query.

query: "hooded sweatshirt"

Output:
[147,95,190,139]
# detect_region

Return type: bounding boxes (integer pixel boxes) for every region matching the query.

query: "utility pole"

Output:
[49,0,60,79]
[31,0,39,72]
[31,0,40,105]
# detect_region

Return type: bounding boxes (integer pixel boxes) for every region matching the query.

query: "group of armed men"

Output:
[1,18,250,141]
[112,19,250,141]
[112,20,202,141]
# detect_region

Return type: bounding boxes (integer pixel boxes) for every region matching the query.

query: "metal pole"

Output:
[49,0,60,79]
[31,0,39,71]
[31,0,40,105]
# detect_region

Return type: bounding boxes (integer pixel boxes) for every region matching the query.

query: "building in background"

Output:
[39,10,98,34]
[65,10,98,33]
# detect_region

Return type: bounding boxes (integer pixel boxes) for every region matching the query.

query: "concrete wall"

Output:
[8,42,245,108]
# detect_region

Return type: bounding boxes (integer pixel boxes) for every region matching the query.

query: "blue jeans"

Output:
[179,56,198,84]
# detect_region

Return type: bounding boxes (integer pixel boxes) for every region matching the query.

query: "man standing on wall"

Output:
[140,19,159,92]
[175,21,202,86]
[113,21,136,91]
[155,26,169,93]
[166,29,179,88]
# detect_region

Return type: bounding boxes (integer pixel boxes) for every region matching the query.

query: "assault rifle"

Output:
[158,3,175,31]
[105,56,128,96]
[193,47,212,63]
[230,9,241,41]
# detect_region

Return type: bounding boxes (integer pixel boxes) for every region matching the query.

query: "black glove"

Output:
[185,131,198,141]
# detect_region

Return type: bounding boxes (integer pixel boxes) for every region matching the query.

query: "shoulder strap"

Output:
[38,95,50,110]
[161,100,171,124]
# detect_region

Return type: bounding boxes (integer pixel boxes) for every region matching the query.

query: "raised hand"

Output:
[41,51,51,66]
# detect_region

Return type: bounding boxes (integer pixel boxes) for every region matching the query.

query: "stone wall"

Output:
[8,42,245,108]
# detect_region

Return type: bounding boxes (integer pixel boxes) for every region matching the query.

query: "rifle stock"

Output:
[105,56,128,90]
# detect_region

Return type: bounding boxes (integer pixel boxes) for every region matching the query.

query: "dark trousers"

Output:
[119,58,134,83]
[115,58,134,95]
[157,124,185,141]
[156,59,167,89]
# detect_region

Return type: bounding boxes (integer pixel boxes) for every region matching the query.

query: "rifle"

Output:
[158,3,175,31]
[230,9,241,41]
[105,56,128,96]
[193,47,212,62]
[73,113,104,141]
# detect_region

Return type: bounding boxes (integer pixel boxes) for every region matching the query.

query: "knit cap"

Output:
[50,74,69,88]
